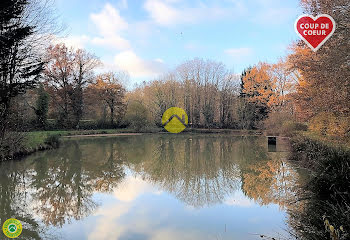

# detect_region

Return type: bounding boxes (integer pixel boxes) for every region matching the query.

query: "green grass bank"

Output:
[289,132,350,240]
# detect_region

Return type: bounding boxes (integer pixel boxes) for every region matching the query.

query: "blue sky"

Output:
[54,0,302,86]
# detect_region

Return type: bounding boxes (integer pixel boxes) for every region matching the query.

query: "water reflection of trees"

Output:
[31,140,125,226]
[0,138,126,238]
[240,152,299,208]
[138,136,242,207]
[0,135,301,238]
[31,143,96,227]
[0,161,48,239]
[121,135,299,208]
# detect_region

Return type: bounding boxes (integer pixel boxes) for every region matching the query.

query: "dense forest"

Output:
[0,0,349,158]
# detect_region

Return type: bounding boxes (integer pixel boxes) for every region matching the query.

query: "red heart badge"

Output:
[294,14,336,52]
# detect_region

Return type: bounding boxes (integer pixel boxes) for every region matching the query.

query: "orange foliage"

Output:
[309,112,350,137]
[87,72,126,124]
[242,62,277,108]
[287,0,350,137]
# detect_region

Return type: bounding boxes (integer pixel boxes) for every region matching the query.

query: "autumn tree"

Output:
[262,59,300,135]
[70,49,100,127]
[239,63,276,128]
[44,44,100,128]
[44,44,74,127]
[126,58,240,129]
[91,72,127,126]
[269,59,297,111]
[242,63,276,109]
[122,58,295,130]
[289,0,350,136]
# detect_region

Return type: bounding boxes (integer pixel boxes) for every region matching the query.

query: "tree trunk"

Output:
[110,101,114,126]
[0,100,10,140]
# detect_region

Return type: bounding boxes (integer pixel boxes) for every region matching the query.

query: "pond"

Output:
[0,134,303,240]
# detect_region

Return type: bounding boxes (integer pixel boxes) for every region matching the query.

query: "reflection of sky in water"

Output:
[0,135,296,240]
[58,173,287,240]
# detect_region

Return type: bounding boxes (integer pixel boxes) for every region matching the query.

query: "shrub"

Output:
[289,135,350,240]
[309,112,334,135]
[44,134,60,148]
[281,121,307,134]
[264,111,307,136]
[309,112,350,137]
[0,132,25,161]
[125,100,150,131]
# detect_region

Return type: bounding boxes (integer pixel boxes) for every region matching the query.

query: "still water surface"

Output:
[0,134,301,240]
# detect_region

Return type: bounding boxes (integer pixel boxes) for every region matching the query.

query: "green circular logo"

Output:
[2,218,22,238]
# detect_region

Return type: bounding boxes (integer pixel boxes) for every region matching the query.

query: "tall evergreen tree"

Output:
[238,68,257,129]
[0,0,44,138]
[239,68,250,98]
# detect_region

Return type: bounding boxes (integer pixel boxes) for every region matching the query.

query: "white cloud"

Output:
[225,47,253,58]
[114,50,166,78]
[52,3,133,51]
[144,0,179,25]
[52,35,90,49]
[90,3,128,35]
[91,35,130,50]
[89,205,206,240]
[88,3,166,79]
[144,0,245,26]
[89,202,131,240]
[113,175,158,202]
[88,175,207,240]
[224,191,254,207]
[89,3,130,50]
[154,58,164,63]
[88,175,161,239]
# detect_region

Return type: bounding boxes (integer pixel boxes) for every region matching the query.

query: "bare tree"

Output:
[44,43,74,126]
[44,44,100,127]
[92,72,128,126]
[70,49,101,127]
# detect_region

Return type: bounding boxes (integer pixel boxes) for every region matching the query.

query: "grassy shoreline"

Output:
[297,131,350,149]
[20,128,153,158]
[289,132,350,239]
